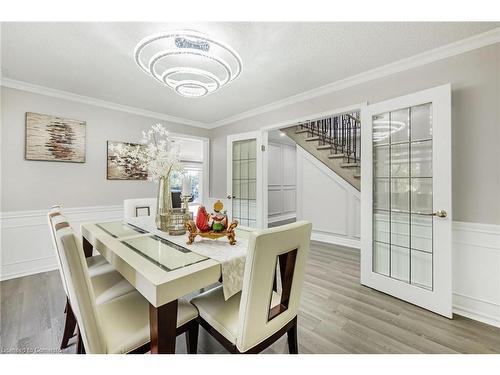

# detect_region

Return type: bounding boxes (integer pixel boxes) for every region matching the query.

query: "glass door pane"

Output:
[232,139,257,228]
[372,103,433,290]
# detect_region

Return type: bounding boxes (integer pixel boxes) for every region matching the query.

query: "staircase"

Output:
[281,112,361,190]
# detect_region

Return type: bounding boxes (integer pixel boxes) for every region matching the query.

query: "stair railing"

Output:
[296,112,361,164]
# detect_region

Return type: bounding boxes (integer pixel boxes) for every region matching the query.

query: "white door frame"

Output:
[360,84,452,318]
[227,131,266,229]
[259,103,367,227]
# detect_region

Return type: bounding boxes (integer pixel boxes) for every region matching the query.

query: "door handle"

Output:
[433,210,447,218]
[226,195,236,199]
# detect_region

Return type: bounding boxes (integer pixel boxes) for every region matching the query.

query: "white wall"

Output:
[0,87,210,211]
[268,141,296,223]
[296,147,360,248]
[210,43,500,227]
[0,86,210,280]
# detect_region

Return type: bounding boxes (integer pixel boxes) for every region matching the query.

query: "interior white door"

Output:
[227,131,266,229]
[360,84,452,318]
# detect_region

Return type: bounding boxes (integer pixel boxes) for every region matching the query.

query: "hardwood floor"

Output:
[268,218,296,228]
[1,241,500,354]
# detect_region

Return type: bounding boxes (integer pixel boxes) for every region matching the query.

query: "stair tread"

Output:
[328,154,345,159]
[305,136,320,141]
[295,129,310,134]
[317,145,332,150]
[340,162,360,168]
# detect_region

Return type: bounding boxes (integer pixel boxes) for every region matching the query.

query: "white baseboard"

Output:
[453,293,500,328]
[268,213,297,223]
[311,230,361,249]
[1,255,59,281]
[1,205,123,281]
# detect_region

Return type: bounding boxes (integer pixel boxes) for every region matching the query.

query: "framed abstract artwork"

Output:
[106,141,148,180]
[25,112,86,163]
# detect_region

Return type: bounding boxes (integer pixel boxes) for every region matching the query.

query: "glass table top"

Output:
[96,221,147,238]
[121,235,208,272]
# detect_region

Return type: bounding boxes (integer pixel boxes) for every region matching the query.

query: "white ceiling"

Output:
[268,129,296,146]
[2,22,499,126]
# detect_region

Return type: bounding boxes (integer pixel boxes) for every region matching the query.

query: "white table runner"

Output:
[126,216,248,300]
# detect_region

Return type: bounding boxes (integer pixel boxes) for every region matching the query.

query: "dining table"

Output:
[81,218,249,354]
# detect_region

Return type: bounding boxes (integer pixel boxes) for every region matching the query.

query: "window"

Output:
[170,162,203,204]
[170,136,206,209]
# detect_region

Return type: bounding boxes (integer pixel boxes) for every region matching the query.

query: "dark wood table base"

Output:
[149,300,179,354]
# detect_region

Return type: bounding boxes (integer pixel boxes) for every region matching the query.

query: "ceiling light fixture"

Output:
[134,30,242,98]
[372,120,406,143]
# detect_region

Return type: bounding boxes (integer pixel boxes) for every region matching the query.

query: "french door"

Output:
[226,131,267,229]
[360,84,452,317]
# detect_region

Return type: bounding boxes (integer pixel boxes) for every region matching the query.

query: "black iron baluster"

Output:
[324,118,327,145]
[347,115,352,163]
[328,118,333,148]
[342,115,346,158]
[352,114,357,162]
[321,119,325,145]
[319,119,323,145]
[333,116,338,154]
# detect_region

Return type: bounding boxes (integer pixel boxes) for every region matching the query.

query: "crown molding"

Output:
[2,27,500,130]
[209,27,500,129]
[0,77,211,129]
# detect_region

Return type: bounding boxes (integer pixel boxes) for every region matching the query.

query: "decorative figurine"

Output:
[186,200,238,245]
[195,205,211,232]
[209,200,228,232]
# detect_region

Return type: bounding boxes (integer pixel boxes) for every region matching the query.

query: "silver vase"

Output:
[156,175,172,231]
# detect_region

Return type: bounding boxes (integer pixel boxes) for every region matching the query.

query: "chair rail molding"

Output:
[0,205,123,281]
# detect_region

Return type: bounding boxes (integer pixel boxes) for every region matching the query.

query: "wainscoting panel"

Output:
[268,188,283,216]
[451,221,500,327]
[296,146,361,247]
[1,203,498,329]
[0,205,123,280]
[268,142,297,223]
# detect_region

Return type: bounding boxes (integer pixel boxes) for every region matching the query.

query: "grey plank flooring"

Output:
[1,241,500,354]
[268,218,296,228]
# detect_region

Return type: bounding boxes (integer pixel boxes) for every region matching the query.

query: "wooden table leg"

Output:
[61,297,77,350]
[149,300,178,354]
[82,236,93,258]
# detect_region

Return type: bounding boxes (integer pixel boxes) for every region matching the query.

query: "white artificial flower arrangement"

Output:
[109,123,183,181]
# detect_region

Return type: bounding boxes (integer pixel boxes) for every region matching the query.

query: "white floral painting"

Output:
[107,141,148,180]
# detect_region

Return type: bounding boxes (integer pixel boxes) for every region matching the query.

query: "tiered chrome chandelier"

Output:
[134,30,242,98]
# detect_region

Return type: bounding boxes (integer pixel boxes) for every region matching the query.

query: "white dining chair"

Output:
[123,198,157,218]
[52,214,199,354]
[48,206,135,349]
[190,221,312,354]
